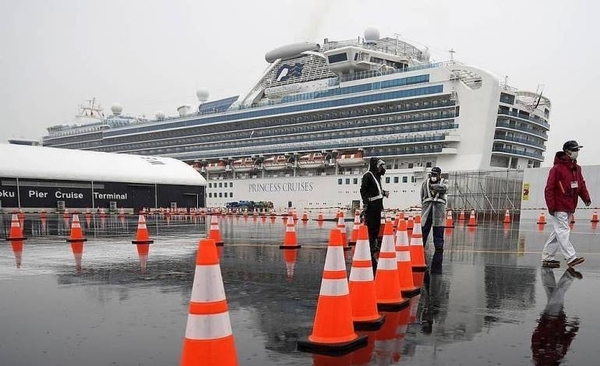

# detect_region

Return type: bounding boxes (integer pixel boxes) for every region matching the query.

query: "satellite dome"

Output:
[364,27,380,43]
[196,88,209,102]
[111,103,123,116]
[155,111,165,120]
[177,104,191,117]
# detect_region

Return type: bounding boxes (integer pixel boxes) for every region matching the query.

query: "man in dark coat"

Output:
[542,140,591,268]
[360,157,389,271]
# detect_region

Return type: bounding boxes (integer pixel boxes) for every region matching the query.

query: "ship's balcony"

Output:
[497,111,550,130]
[491,146,544,161]
[495,120,548,140]
[493,134,546,149]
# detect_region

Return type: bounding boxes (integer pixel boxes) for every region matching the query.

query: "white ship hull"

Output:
[205,170,422,211]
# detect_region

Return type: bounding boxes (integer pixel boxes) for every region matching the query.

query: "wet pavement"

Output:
[1,212,599,366]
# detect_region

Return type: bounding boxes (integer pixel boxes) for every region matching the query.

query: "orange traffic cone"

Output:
[181,238,238,366]
[466,210,477,227]
[6,213,26,241]
[502,209,511,224]
[317,211,324,222]
[591,210,599,223]
[301,211,309,221]
[375,221,409,311]
[66,214,87,272]
[349,224,385,330]
[395,219,420,298]
[348,210,360,246]
[6,214,26,268]
[208,215,224,246]
[132,215,154,273]
[337,215,349,249]
[280,215,301,249]
[409,215,427,271]
[406,215,414,232]
[537,212,546,225]
[297,229,368,355]
[458,210,466,221]
[444,210,454,228]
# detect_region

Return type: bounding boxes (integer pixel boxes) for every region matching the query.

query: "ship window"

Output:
[402,176,408,183]
[328,53,348,63]
[218,182,222,188]
[353,178,358,184]
[338,178,343,185]
[394,177,399,183]
[345,178,350,185]
[208,183,212,188]
[229,182,233,188]
[230,192,234,198]
[385,177,390,184]
[219,192,223,198]
[411,176,417,183]
[500,93,515,105]
[208,193,212,198]
[408,163,414,168]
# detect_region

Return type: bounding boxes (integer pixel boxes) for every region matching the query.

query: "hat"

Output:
[563,140,583,151]
[431,166,442,175]
[377,159,386,168]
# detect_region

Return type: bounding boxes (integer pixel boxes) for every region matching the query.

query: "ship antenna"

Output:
[449,48,456,63]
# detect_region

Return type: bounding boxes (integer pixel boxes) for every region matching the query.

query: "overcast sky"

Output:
[1,0,598,166]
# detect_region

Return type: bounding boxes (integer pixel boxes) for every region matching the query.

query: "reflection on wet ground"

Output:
[1,212,599,365]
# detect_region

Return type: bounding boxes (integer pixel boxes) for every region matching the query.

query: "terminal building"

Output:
[0,144,206,213]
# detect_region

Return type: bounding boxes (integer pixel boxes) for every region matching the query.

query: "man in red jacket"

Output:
[542,140,591,268]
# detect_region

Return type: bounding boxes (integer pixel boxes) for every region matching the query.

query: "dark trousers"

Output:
[364,204,382,270]
[422,212,445,273]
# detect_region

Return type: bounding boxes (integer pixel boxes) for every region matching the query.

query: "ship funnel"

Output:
[111,103,123,116]
[177,105,191,116]
[155,111,165,120]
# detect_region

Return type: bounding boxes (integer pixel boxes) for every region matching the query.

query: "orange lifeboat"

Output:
[336,151,365,167]
[191,162,203,172]
[205,161,227,173]
[263,155,290,171]
[297,152,325,169]
[232,157,255,172]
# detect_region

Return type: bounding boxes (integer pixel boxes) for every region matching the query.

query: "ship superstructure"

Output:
[41,29,550,210]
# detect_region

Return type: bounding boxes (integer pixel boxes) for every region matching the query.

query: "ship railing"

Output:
[498,111,550,129]
[493,134,546,149]
[491,146,544,159]
[495,120,548,139]
[337,62,442,84]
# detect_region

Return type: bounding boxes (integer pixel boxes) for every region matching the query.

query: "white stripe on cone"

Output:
[323,247,346,271]
[185,312,233,340]
[320,278,350,296]
[349,267,374,282]
[191,265,226,302]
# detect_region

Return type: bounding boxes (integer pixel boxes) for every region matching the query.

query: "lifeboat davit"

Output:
[297,152,326,169]
[205,161,227,173]
[263,155,290,171]
[336,151,365,167]
[232,157,255,172]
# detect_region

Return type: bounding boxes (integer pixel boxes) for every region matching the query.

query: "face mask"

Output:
[379,168,386,176]
[430,176,439,183]
[568,151,579,160]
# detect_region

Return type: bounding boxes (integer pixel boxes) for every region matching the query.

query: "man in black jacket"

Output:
[360,157,389,271]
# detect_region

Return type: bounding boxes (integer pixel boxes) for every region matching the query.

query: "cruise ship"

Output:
[40,28,551,211]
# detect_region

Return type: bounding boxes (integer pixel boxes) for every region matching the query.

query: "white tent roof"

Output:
[0,144,206,186]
